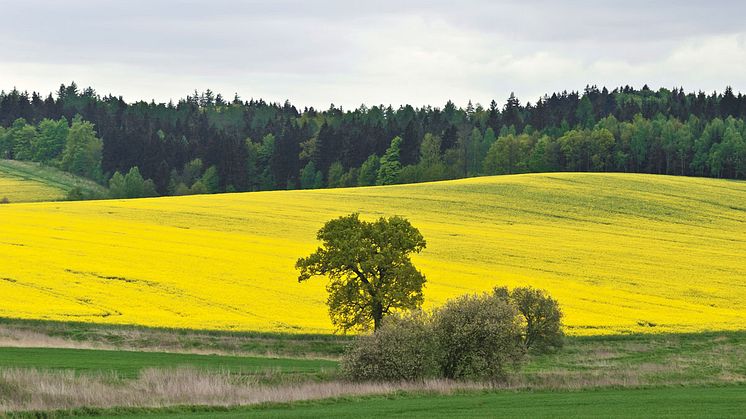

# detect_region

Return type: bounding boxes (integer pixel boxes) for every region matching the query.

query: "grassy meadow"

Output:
[0,172,745,334]
[0,160,67,202]
[0,160,107,203]
[2,323,744,414]
[71,386,746,418]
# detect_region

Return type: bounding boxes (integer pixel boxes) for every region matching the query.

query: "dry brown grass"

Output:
[0,368,487,413]
[0,326,113,351]
[4,355,743,413]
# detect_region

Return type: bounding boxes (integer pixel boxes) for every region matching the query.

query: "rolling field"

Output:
[0,161,67,202]
[0,173,744,334]
[0,160,107,202]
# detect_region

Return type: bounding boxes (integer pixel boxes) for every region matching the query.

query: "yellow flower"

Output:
[0,173,744,335]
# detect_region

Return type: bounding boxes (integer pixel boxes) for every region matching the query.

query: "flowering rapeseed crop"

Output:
[1,173,744,335]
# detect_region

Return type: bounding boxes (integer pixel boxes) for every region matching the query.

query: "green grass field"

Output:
[0,347,336,380]
[2,319,745,385]
[25,386,746,418]
[1,322,745,415]
[0,159,107,202]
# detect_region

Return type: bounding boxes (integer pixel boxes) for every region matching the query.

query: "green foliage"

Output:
[167,159,219,196]
[257,133,276,190]
[245,138,260,191]
[65,186,85,200]
[494,286,564,353]
[343,286,560,382]
[327,161,345,188]
[433,292,525,380]
[398,133,450,184]
[179,158,204,187]
[200,166,220,193]
[483,133,533,174]
[60,116,102,180]
[464,127,483,176]
[173,182,191,195]
[419,133,442,167]
[109,171,126,197]
[338,167,359,188]
[109,167,158,199]
[296,213,427,332]
[0,126,8,158]
[189,180,208,194]
[10,119,37,161]
[576,95,595,128]
[33,117,68,162]
[123,167,148,198]
[376,136,402,185]
[341,311,439,381]
[300,161,323,189]
[557,128,615,171]
[3,84,746,201]
[357,154,379,186]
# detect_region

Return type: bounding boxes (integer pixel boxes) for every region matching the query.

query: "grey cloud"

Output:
[0,0,745,108]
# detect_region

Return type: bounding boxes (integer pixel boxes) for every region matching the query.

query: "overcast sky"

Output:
[1,0,745,108]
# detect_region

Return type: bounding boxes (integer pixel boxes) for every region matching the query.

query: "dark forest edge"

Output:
[1,83,745,201]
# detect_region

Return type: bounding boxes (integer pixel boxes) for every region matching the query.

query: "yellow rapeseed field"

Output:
[1,173,745,335]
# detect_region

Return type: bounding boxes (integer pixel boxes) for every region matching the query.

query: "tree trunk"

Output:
[372,300,384,331]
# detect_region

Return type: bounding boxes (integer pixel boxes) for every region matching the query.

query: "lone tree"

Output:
[296,213,427,332]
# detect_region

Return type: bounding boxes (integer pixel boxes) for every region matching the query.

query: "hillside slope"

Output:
[0,160,107,203]
[0,173,744,334]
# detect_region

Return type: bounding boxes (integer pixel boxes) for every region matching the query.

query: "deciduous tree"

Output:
[296,213,426,332]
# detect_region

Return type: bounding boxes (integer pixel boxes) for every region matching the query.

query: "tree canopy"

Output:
[296,213,427,332]
[1,84,746,198]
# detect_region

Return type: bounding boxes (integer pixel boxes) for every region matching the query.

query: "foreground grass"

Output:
[2,317,746,385]
[522,331,746,387]
[1,323,745,413]
[0,347,336,380]
[3,318,745,385]
[20,386,746,418]
[0,160,106,202]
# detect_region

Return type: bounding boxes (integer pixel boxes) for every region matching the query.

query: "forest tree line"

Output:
[0,83,745,198]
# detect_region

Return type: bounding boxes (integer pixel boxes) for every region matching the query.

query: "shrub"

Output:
[433,292,524,381]
[341,286,562,383]
[189,180,208,195]
[341,311,439,381]
[65,187,85,200]
[503,286,564,353]
[0,196,9,204]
